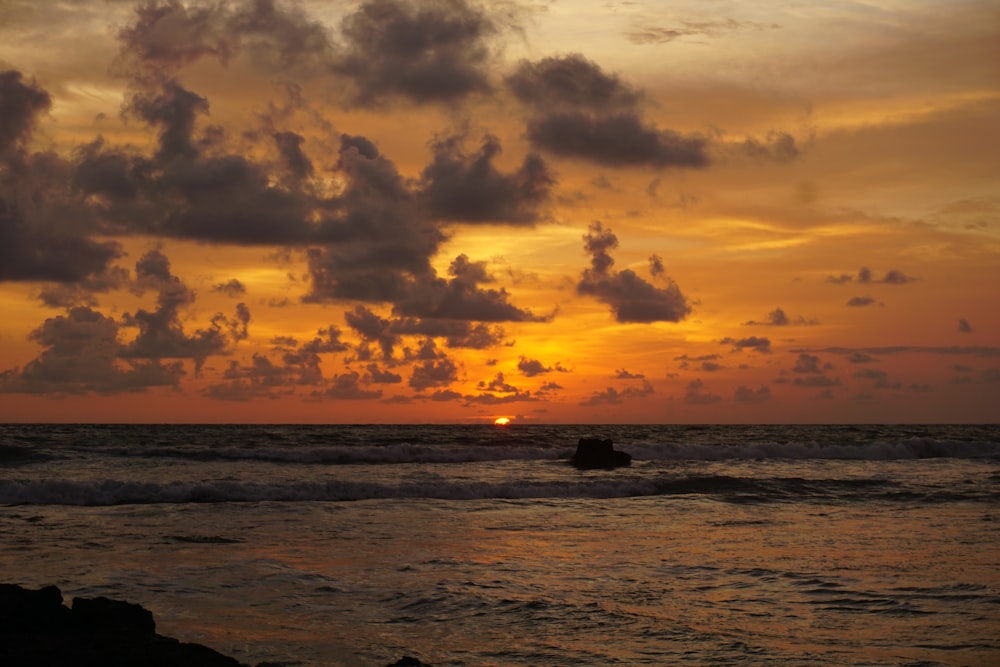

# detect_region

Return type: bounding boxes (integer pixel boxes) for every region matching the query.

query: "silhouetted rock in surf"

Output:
[0,583,244,666]
[570,437,632,469]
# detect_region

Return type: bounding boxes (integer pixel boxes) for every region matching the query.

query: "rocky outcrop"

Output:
[0,583,244,667]
[570,437,632,469]
[1,583,433,667]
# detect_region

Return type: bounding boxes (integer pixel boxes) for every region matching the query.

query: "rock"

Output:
[387,657,433,667]
[570,437,632,469]
[72,595,156,635]
[0,584,246,667]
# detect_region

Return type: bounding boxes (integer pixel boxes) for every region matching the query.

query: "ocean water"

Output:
[1,423,998,667]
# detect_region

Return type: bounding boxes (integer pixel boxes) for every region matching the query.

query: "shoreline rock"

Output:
[1,583,430,667]
[570,437,632,469]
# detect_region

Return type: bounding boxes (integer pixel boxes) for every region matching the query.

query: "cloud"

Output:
[0,306,184,395]
[738,131,800,163]
[958,318,973,333]
[827,267,917,285]
[394,254,547,322]
[792,346,1000,359]
[734,384,772,403]
[517,356,567,377]
[505,53,641,111]
[526,111,709,168]
[212,279,247,297]
[684,378,721,405]
[743,307,818,326]
[323,371,383,400]
[624,18,777,45]
[577,221,691,323]
[417,134,554,224]
[0,71,123,284]
[0,69,51,159]
[507,55,708,168]
[408,356,459,391]
[614,369,644,379]
[719,336,772,353]
[579,380,654,406]
[846,296,880,307]
[120,250,250,369]
[335,0,499,106]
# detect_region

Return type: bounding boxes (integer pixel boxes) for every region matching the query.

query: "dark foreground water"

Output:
[1,424,998,666]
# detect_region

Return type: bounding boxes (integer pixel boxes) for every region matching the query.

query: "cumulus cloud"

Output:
[734,384,772,403]
[212,279,247,297]
[335,0,499,106]
[0,71,122,284]
[827,267,917,285]
[743,307,818,326]
[507,55,708,168]
[121,250,251,369]
[323,371,383,400]
[577,221,691,322]
[408,356,459,391]
[0,307,184,395]
[417,134,554,224]
[846,296,880,307]
[394,254,548,323]
[579,379,654,406]
[684,378,721,405]
[720,336,771,353]
[517,356,567,377]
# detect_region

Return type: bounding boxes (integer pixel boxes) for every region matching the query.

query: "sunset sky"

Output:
[1,0,997,423]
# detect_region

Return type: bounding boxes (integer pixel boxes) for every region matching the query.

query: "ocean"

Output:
[1,423,997,666]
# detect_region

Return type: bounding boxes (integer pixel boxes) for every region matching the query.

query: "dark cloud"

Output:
[614,369,644,379]
[506,54,640,111]
[828,267,917,285]
[204,353,300,401]
[0,306,184,395]
[743,307,818,326]
[417,134,554,224]
[958,318,973,333]
[393,254,547,322]
[684,378,721,405]
[734,384,772,403]
[0,71,123,284]
[0,69,51,159]
[344,305,399,361]
[305,135,445,303]
[516,356,567,377]
[792,346,1000,358]
[116,0,334,76]
[739,131,800,163]
[335,0,498,106]
[526,111,708,168]
[323,371,383,399]
[366,363,402,383]
[579,380,654,406]
[212,279,247,297]
[508,55,708,168]
[120,250,250,369]
[477,371,518,393]
[792,353,826,374]
[577,221,691,323]
[409,356,459,391]
[846,296,880,307]
[719,336,772,353]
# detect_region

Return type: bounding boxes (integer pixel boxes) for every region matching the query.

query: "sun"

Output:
[494,417,511,426]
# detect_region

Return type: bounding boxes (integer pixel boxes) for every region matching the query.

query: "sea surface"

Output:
[1,423,998,666]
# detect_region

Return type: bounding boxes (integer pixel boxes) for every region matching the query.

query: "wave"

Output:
[92,436,1000,466]
[1,474,992,506]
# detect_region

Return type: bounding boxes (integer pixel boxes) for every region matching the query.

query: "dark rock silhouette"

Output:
[570,437,632,469]
[0,583,244,667]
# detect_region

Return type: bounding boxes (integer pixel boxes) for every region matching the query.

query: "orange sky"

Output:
[0,0,997,423]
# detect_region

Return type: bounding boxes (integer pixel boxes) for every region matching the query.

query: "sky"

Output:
[0,0,997,424]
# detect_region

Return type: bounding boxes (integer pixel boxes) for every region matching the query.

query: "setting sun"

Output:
[494,417,511,426]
